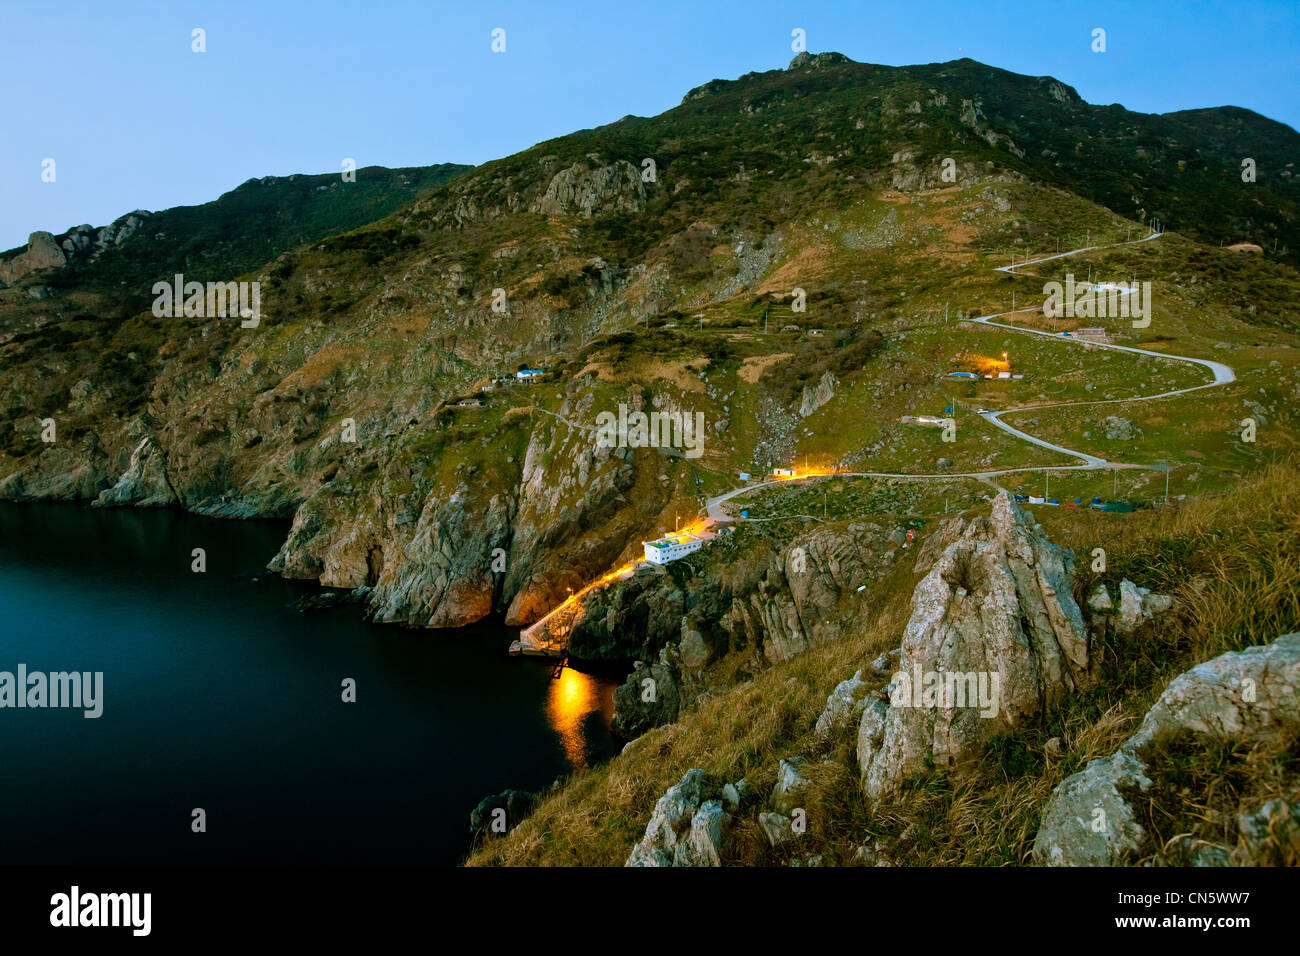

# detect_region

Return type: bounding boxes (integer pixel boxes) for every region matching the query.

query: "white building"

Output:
[516,369,545,381]
[773,467,796,478]
[643,533,703,565]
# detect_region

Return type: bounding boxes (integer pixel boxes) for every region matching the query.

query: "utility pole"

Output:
[1113,467,1117,498]
[1045,470,1050,500]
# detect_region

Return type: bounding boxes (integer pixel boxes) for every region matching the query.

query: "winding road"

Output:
[706,230,1238,521]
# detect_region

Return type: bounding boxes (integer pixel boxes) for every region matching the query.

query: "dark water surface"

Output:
[0,502,617,865]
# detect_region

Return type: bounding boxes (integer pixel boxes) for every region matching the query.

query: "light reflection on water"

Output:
[546,666,616,771]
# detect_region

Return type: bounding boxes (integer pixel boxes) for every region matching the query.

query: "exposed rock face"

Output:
[724,522,900,664]
[366,486,514,627]
[502,423,663,627]
[857,493,1089,802]
[612,647,682,738]
[0,232,65,284]
[813,669,869,750]
[94,436,178,507]
[1033,632,1300,866]
[0,435,110,500]
[787,51,851,71]
[531,160,645,218]
[264,403,673,630]
[799,370,837,417]
[625,769,732,867]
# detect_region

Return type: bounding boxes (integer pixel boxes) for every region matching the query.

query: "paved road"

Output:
[974,233,1235,466]
[705,231,1238,521]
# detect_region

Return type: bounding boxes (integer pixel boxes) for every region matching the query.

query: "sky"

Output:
[1,0,1297,251]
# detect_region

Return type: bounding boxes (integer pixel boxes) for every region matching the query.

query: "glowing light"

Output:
[546,667,609,770]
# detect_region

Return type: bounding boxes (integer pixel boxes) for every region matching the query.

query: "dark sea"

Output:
[0,502,617,866]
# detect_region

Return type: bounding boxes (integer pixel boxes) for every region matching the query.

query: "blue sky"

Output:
[2,0,1297,251]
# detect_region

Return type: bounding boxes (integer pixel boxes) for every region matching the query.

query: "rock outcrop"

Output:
[0,213,151,285]
[531,160,646,219]
[857,493,1089,802]
[813,669,869,750]
[94,436,179,508]
[799,371,837,418]
[469,788,537,836]
[625,769,733,867]
[1102,415,1142,441]
[1116,578,1175,634]
[1033,632,1300,866]
[612,646,683,738]
[596,520,904,739]
[723,522,901,664]
[0,232,66,284]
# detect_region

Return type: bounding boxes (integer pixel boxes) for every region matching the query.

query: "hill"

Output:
[1,58,1298,863]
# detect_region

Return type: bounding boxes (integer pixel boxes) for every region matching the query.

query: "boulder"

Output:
[469,789,536,836]
[1086,583,1113,613]
[1116,578,1176,634]
[1033,633,1300,865]
[759,811,797,847]
[772,758,812,814]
